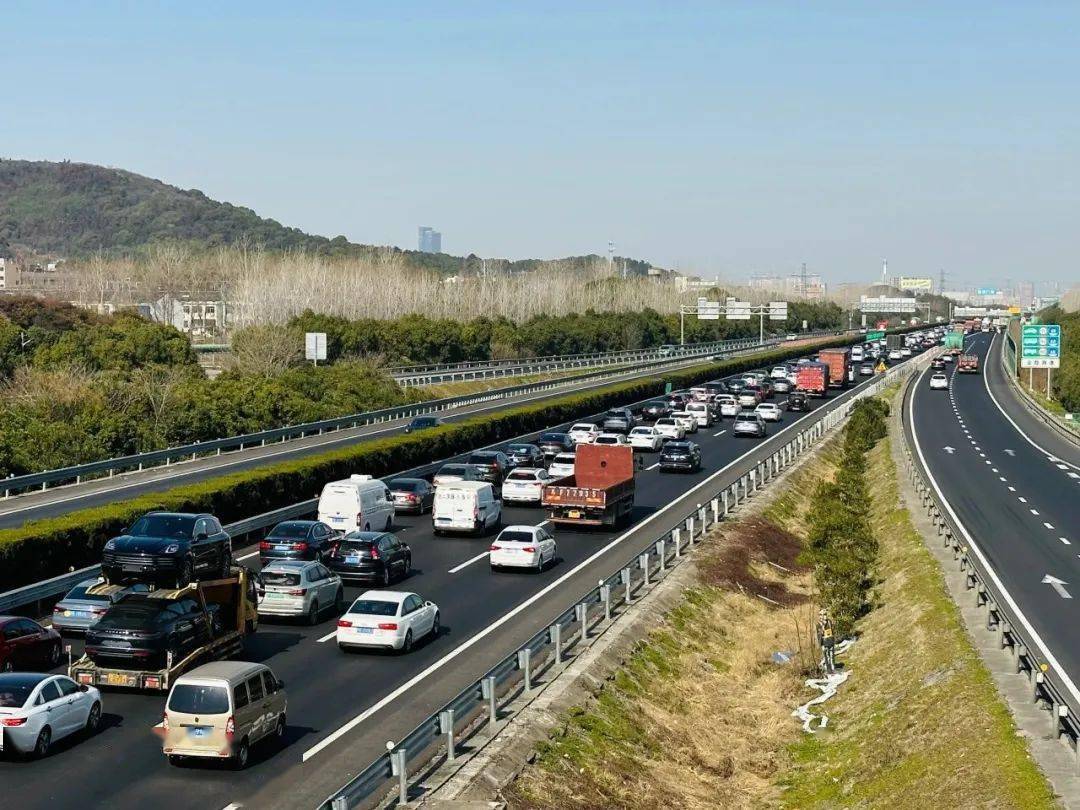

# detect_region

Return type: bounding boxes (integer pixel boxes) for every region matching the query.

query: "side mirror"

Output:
[78,684,89,693]
[277,679,286,690]
[196,532,208,542]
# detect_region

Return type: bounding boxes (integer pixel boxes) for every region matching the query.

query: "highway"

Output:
[906,331,1080,721]
[0,354,907,810]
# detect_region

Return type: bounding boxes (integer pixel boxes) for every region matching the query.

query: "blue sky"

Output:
[3,2,1077,288]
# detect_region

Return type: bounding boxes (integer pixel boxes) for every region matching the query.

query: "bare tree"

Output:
[227,324,302,378]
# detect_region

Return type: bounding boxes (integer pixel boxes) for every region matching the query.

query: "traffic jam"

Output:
[1,333,940,769]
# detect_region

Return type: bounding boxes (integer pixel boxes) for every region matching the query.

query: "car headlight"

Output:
[104,539,116,551]
[163,544,180,554]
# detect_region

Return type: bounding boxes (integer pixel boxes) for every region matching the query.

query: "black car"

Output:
[467,451,510,485]
[640,400,672,422]
[930,357,945,370]
[724,378,745,394]
[787,391,810,412]
[259,520,338,564]
[658,440,702,472]
[84,595,220,669]
[505,443,544,469]
[537,432,574,460]
[404,416,443,434]
[387,478,435,514]
[667,392,690,408]
[102,512,232,588]
[325,531,412,586]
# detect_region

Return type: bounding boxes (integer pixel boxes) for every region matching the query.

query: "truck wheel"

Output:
[219,547,232,578]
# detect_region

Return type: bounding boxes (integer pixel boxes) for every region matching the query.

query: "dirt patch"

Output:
[698,517,810,607]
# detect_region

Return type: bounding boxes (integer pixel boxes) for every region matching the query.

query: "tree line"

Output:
[1037,305,1079,414]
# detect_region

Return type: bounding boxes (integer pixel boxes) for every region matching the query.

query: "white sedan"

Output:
[594,433,629,446]
[755,402,782,422]
[337,591,439,653]
[568,423,600,444]
[501,468,553,504]
[653,417,686,441]
[716,396,740,418]
[0,673,102,758]
[548,453,576,479]
[627,426,663,451]
[929,373,949,390]
[489,525,557,572]
[670,412,699,434]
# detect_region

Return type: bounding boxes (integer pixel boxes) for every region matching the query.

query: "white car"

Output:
[943,353,954,363]
[568,423,600,444]
[0,673,102,758]
[501,468,553,504]
[670,412,699,434]
[258,560,344,623]
[770,366,788,380]
[929,373,949,390]
[337,590,439,653]
[627,426,663,451]
[900,347,912,358]
[736,390,761,409]
[653,417,685,441]
[548,453,576,479]
[755,403,782,422]
[489,525,557,572]
[716,395,740,418]
[888,350,902,361]
[594,433,630,446]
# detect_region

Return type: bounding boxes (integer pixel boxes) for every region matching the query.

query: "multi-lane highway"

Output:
[906,330,1080,717]
[0,353,907,810]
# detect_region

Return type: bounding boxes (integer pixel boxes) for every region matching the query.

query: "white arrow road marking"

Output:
[1043,575,1073,599]
[1004,449,1016,456]
[943,446,955,454]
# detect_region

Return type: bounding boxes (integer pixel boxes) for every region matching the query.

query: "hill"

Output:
[0,158,654,275]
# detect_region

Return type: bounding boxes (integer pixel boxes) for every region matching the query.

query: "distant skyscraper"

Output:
[418,226,442,253]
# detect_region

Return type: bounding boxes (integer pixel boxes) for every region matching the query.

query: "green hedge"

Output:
[0,334,878,591]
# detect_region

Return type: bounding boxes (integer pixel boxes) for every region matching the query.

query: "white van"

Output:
[432,481,502,536]
[317,475,395,533]
[686,401,713,427]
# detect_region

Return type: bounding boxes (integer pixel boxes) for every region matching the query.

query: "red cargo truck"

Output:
[795,361,830,397]
[958,354,979,373]
[817,348,851,388]
[541,443,635,527]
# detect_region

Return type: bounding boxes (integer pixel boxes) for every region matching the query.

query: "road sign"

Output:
[859,295,916,313]
[866,330,885,342]
[1020,323,1061,368]
[725,298,752,320]
[697,298,720,320]
[305,331,327,363]
[767,301,788,321]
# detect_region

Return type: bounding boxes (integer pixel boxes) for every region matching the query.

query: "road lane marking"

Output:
[713,429,727,437]
[1058,464,1070,471]
[237,550,259,561]
[1008,486,1016,491]
[448,550,490,573]
[646,462,661,470]
[1031,509,1040,516]
[1062,538,1072,545]
[1044,522,1055,530]
[317,630,337,643]
[1018,497,1027,503]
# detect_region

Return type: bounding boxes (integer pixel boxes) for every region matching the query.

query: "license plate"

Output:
[346,556,360,564]
[187,726,209,738]
[567,510,581,519]
[268,592,285,599]
[105,672,138,687]
[101,639,127,648]
[331,516,346,524]
[356,627,373,634]
[275,545,290,551]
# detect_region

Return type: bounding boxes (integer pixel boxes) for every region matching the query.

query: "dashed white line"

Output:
[1062,538,1072,546]
[713,429,727,437]
[1031,509,1040,516]
[1069,472,1080,480]
[1018,497,1027,503]
[998,476,1007,482]
[448,550,491,573]
[237,550,259,561]
[646,461,661,470]
[1044,522,1055,530]
[1056,464,1070,471]
[316,630,337,643]
[1008,486,1016,492]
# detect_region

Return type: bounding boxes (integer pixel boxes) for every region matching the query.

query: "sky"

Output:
[2,1,1078,289]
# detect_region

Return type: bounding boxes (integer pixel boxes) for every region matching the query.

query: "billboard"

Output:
[859,295,916,313]
[1020,324,1061,368]
[696,298,720,320]
[767,301,788,321]
[898,277,933,292]
[725,297,752,320]
[977,287,999,296]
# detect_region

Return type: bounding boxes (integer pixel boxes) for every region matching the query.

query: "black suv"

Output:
[787,391,810,412]
[84,595,220,669]
[640,401,671,422]
[102,512,232,588]
[467,451,510,485]
[325,531,412,586]
[505,443,544,469]
[659,441,701,473]
[537,432,574,461]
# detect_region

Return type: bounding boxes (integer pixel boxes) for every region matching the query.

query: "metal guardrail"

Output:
[1000,330,1080,443]
[320,358,918,810]
[898,359,1080,772]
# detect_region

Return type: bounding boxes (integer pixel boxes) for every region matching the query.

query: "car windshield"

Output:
[168,684,230,715]
[539,433,565,442]
[350,599,398,617]
[665,443,690,452]
[656,418,674,426]
[571,425,594,432]
[410,418,437,428]
[630,428,651,435]
[552,454,575,464]
[468,453,498,464]
[497,530,536,543]
[268,522,310,539]
[95,599,166,627]
[644,401,666,409]
[339,539,374,552]
[129,514,196,538]
[506,470,540,481]
[595,436,617,443]
[389,479,424,492]
[262,570,302,586]
[438,465,470,476]
[64,584,108,602]
[735,415,756,422]
[507,444,535,454]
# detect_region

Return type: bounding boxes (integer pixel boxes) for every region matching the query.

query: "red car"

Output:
[0,617,62,672]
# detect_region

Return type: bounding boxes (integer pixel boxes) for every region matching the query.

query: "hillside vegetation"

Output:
[1037,304,1080,413]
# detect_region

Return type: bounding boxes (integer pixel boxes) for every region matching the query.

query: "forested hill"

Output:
[0,159,652,275]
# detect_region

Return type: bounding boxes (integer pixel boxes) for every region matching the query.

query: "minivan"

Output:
[160,661,287,769]
[317,475,395,533]
[432,481,502,535]
[685,401,713,427]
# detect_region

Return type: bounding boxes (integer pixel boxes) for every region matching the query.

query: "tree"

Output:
[228,324,302,378]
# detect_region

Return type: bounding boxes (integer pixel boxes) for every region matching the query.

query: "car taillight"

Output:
[259,541,272,550]
[92,607,107,616]
[489,544,500,551]
[225,716,235,740]
[290,542,308,551]
[2,717,27,726]
[523,546,536,553]
[287,589,307,596]
[337,619,353,628]
[161,712,169,730]
[76,672,93,685]
[356,512,363,526]
[406,494,418,502]
[377,623,398,631]
[53,606,63,613]
[370,546,380,560]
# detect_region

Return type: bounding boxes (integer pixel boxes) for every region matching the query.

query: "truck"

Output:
[958,354,979,373]
[943,330,965,355]
[886,334,903,351]
[795,362,829,397]
[817,348,851,388]
[541,443,635,527]
[70,567,260,691]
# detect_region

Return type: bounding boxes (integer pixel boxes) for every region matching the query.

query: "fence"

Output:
[1000,329,1079,442]
[320,356,922,809]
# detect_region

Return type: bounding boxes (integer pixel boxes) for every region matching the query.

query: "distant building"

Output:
[143,293,231,338]
[674,275,723,293]
[0,258,76,292]
[418,226,442,253]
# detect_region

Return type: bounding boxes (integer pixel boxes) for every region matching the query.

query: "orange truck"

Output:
[541,443,635,527]
[958,354,979,373]
[795,362,830,397]
[816,348,851,388]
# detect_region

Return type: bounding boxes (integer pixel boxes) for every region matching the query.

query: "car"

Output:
[0,618,62,672]
[627,426,663,451]
[736,389,761,408]
[667,392,690,408]
[547,452,576,479]
[888,349,902,361]
[797,357,812,365]
[0,673,101,758]
[929,373,949,390]
[489,525,557,572]
[160,661,285,769]
[101,512,232,588]
[600,408,636,434]
[900,347,912,358]
[317,475,395,533]
[84,595,220,670]
[716,395,740,418]
[432,481,502,535]
[653,417,685,441]
[733,412,767,438]
[51,579,152,635]
[669,412,699,434]
[770,366,788,380]
[724,378,745,394]
[787,391,810,412]
[337,591,440,653]
[594,432,630,446]
[386,478,436,514]
[505,443,545,469]
[685,402,713,427]
[466,451,510,486]
[325,531,412,586]
[433,463,481,487]
[772,377,793,393]
[257,560,344,623]
[756,380,774,399]
[537,432,575,460]
[658,440,701,472]
[501,468,554,504]
[640,400,672,421]
[755,403,782,422]
[943,352,954,362]
[404,416,442,434]
[856,362,872,376]
[930,357,946,370]
[567,424,600,444]
[258,520,339,563]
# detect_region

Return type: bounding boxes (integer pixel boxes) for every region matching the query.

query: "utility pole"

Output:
[607,241,614,274]
[800,262,809,299]
[938,267,946,295]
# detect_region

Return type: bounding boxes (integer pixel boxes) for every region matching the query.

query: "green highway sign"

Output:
[865,330,885,342]
[1020,323,1061,369]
